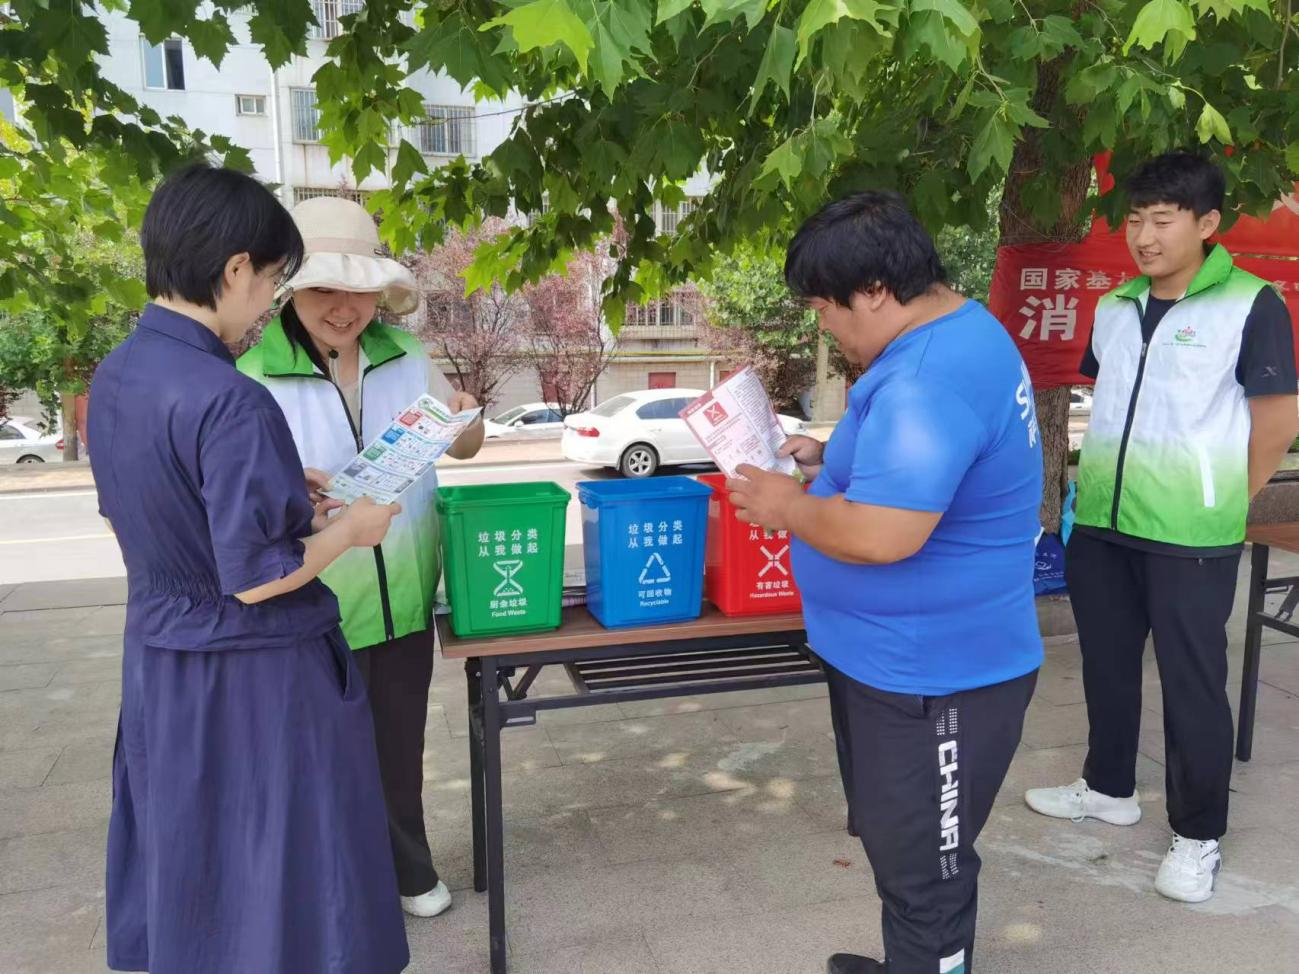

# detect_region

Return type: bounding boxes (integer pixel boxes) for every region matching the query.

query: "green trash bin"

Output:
[437,482,570,638]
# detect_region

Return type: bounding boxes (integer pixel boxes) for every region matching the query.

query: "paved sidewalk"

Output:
[2,563,1299,973]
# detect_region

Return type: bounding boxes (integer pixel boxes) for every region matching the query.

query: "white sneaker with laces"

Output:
[401,881,452,918]
[1023,778,1142,826]
[1155,835,1221,903]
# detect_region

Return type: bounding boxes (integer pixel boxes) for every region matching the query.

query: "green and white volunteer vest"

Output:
[1076,245,1262,548]
[238,320,441,650]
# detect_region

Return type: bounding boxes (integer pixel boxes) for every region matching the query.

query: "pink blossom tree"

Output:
[412,219,525,410]
[519,249,616,416]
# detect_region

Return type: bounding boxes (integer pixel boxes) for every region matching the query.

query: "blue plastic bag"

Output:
[1033,530,1068,596]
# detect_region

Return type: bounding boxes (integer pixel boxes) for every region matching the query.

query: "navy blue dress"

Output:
[90,305,409,974]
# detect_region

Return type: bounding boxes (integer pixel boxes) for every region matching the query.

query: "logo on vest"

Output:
[1170,325,1205,349]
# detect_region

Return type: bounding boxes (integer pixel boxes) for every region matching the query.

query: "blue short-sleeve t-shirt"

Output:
[791,300,1044,695]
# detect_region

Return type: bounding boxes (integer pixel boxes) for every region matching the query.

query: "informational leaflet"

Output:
[679,366,797,478]
[324,395,482,505]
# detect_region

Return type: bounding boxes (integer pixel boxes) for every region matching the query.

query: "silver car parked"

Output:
[0,417,63,463]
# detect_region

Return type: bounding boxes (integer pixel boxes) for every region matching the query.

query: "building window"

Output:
[236,94,267,116]
[648,372,677,390]
[425,295,474,331]
[415,105,476,157]
[625,292,695,328]
[141,38,185,90]
[310,0,365,40]
[654,198,697,235]
[292,186,370,206]
[290,88,320,143]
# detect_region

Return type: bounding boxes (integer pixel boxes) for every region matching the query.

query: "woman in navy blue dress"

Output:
[90,164,410,973]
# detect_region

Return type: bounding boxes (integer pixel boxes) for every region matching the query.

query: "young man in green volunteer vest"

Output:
[1026,153,1299,903]
[239,196,484,921]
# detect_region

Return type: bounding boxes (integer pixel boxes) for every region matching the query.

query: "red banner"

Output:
[991,155,1299,388]
[990,236,1299,390]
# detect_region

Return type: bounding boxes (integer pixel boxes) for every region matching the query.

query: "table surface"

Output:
[1246,522,1299,553]
[437,603,807,659]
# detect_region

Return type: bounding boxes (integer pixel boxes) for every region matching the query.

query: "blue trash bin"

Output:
[577,477,712,628]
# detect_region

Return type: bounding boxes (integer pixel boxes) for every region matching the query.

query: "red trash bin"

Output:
[698,473,803,617]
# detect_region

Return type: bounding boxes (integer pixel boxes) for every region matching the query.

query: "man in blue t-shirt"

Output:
[728,192,1043,974]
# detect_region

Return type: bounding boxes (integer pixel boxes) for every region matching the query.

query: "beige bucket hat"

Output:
[283,196,419,315]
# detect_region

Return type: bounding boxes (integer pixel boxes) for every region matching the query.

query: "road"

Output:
[0,459,722,586]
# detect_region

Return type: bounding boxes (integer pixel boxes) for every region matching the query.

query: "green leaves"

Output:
[968,108,1016,180]
[655,0,696,24]
[403,11,513,96]
[1064,61,1118,105]
[586,0,654,93]
[756,116,854,193]
[246,0,313,67]
[484,0,595,72]
[912,0,978,37]
[392,140,429,189]
[1195,101,1233,144]
[750,24,796,111]
[795,0,895,65]
[1195,0,1270,18]
[903,0,979,72]
[42,11,110,69]
[187,16,238,67]
[707,0,770,31]
[757,135,803,189]
[0,0,1294,374]
[639,118,706,180]
[1125,0,1196,62]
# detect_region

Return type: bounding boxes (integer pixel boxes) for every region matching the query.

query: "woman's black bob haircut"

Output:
[1124,151,1225,218]
[140,162,304,309]
[785,191,947,307]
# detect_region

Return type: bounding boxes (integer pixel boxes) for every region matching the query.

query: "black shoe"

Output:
[827,954,884,974]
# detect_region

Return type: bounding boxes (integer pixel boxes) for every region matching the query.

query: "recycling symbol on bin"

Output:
[492,559,525,597]
[638,552,672,585]
[758,545,790,578]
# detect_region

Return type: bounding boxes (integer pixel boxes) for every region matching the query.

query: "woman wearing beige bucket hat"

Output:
[239,195,484,919]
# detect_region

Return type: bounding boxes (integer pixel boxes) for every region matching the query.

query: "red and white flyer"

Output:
[680,366,796,479]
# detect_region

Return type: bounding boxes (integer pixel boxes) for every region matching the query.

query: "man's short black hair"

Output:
[784,191,947,307]
[1125,152,1225,218]
[141,162,303,309]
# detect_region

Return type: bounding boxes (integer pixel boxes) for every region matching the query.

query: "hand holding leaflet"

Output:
[680,366,797,479]
[324,395,482,505]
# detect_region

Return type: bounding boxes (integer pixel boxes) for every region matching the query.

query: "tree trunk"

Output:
[812,332,831,422]
[60,390,79,462]
[996,57,1090,534]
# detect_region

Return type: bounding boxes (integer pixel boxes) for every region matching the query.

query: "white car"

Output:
[562,388,808,478]
[0,416,63,463]
[1070,388,1093,414]
[483,402,566,439]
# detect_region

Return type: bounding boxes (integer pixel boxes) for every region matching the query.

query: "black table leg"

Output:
[1237,543,1269,762]
[466,659,487,893]
[481,656,508,974]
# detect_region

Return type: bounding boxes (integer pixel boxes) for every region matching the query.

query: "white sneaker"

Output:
[1024,778,1142,826]
[401,881,452,918]
[1155,835,1221,903]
